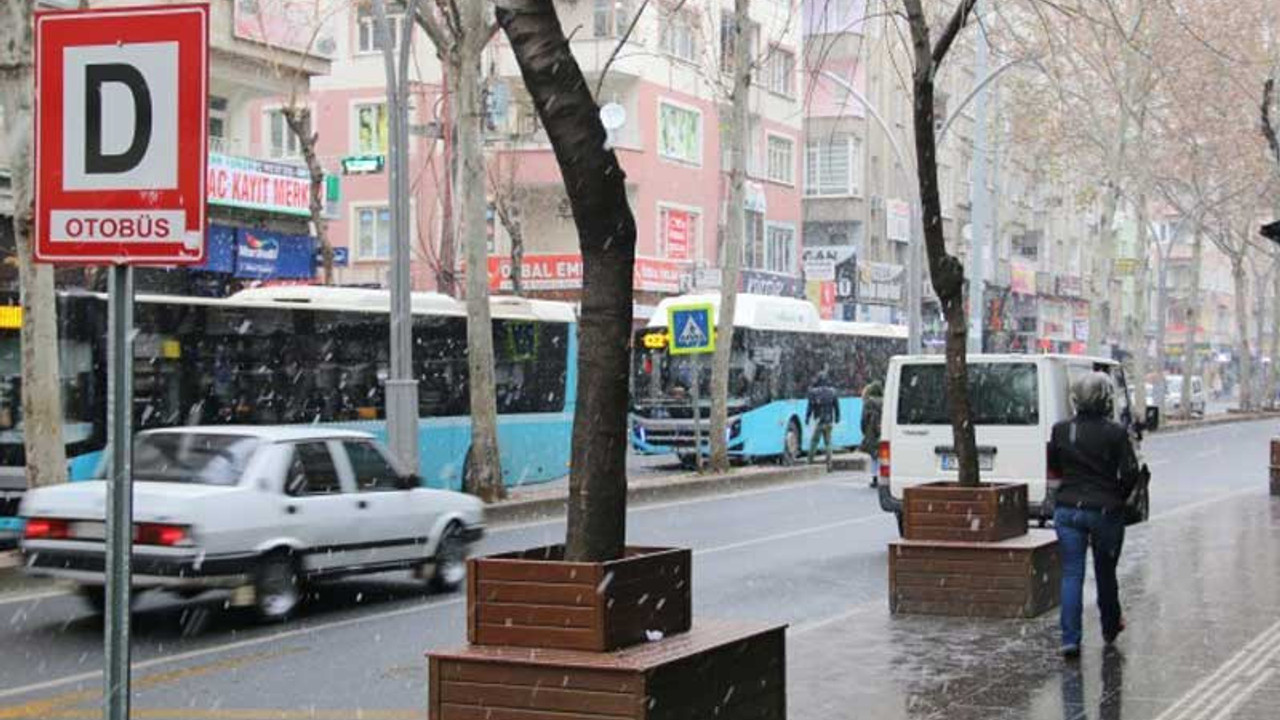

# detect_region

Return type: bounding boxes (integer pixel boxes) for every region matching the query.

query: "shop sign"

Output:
[665,210,690,261]
[740,269,803,297]
[207,153,312,217]
[801,245,855,281]
[857,262,904,304]
[1011,260,1037,295]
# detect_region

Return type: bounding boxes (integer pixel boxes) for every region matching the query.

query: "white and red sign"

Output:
[487,254,687,293]
[35,4,209,264]
[207,153,312,217]
[664,210,690,261]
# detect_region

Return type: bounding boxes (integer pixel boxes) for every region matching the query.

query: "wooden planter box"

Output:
[429,621,785,720]
[889,530,1061,618]
[903,481,1029,543]
[468,545,692,652]
[1271,466,1280,497]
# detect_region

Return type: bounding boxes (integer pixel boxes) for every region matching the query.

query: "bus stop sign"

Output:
[668,303,715,355]
[34,4,209,265]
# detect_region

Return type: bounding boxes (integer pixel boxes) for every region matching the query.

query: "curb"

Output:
[1156,411,1280,435]
[0,551,19,571]
[486,464,828,526]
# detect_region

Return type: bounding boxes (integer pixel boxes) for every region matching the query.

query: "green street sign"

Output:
[342,154,385,175]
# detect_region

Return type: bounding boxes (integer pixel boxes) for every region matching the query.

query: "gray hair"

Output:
[1072,371,1114,416]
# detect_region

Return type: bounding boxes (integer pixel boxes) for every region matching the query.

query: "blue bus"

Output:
[0,287,576,542]
[629,293,906,465]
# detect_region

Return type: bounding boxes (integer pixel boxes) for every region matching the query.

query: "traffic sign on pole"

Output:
[667,303,716,355]
[34,7,209,720]
[34,3,209,265]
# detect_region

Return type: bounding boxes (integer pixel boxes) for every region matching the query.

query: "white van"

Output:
[877,354,1147,531]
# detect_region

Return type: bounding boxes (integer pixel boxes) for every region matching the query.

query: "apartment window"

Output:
[719,12,759,71]
[660,6,699,63]
[765,224,796,274]
[356,2,407,54]
[356,206,392,260]
[805,134,856,196]
[354,102,389,154]
[266,109,305,160]
[804,0,862,35]
[764,49,795,97]
[594,0,632,38]
[766,134,794,185]
[658,101,701,165]
[741,210,765,269]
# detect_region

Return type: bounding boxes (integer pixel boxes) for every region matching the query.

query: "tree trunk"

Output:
[1181,230,1202,420]
[1270,259,1280,409]
[509,221,525,296]
[437,71,458,297]
[496,0,636,562]
[1130,197,1150,417]
[708,0,751,474]
[1,0,68,489]
[283,107,333,285]
[1253,262,1268,407]
[1231,255,1252,412]
[456,2,504,502]
[903,0,979,486]
[1154,243,1170,407]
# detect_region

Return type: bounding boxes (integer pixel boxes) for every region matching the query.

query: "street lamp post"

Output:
[818,70,923,353]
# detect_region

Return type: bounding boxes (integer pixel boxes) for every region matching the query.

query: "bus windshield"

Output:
[631,329,754,407]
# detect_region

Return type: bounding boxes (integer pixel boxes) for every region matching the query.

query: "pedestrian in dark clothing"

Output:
[860,382,883,487]
[1049,371,1141,659]
[806,374,840,466]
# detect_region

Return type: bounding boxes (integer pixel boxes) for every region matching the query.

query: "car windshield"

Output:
[898,362,1039,426]
[132,433,260,486]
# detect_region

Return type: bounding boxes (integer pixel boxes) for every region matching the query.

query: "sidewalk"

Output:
[786,487,1280,719]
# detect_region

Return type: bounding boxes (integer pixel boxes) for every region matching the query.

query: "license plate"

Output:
[941,454,994,472]
[71,521,105,540]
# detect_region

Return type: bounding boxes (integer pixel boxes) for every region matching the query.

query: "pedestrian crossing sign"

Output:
[667,303,716,355]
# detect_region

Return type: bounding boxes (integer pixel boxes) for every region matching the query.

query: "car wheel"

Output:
[430,522,469,593]
[79,585,107,615]
[254,551,302,623]
[780,420,801,466]
[676,452,698,470]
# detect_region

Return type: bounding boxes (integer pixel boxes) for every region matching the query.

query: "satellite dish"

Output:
[599,103,627,130]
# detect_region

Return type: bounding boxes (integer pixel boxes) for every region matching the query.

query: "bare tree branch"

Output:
[594,0,652,99]
[931,0,978,67]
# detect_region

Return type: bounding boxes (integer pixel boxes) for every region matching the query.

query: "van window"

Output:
[898,363,1039,426]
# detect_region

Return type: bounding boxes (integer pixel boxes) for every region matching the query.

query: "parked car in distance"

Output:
[878,354,1149,533]
[1164,374,1206,417]
[20,427,485,621]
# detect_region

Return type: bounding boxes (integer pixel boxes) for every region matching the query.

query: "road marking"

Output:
[34,710,420,720]
[0,588,74,607]
[0,647,303,719]
[695,514,887,557]
[1149,617,1280,720]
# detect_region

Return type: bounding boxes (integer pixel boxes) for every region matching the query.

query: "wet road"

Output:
[0,418,1277,719]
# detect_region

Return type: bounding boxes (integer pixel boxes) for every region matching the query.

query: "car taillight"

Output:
[134,523,190,547]
[878,441,891,480]
[24,518,70,540]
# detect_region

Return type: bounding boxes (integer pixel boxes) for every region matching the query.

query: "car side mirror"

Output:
[1144,406,1160,432]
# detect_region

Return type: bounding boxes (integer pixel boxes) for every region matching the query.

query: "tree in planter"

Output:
[495,0,635,562]
[415,1,505,501]
[901,0,981,486]
[251,3,341,285]
[0,0,67,490]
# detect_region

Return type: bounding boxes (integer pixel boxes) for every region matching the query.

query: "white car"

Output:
[20,427,485,621]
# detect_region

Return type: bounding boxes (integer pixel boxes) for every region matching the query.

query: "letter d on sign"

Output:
[85,64,151,174]
[62,42,178,191]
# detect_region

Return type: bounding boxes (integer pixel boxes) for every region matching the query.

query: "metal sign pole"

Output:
[692,357,703,472]
[105,264,134,720]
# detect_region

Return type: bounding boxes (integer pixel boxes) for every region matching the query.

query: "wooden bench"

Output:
[428,621,786,720]
[889,530,1061,618]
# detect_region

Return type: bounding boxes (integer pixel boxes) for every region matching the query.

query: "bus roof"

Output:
[890,353,1117,366]
[123,286,577,324]
[646,293,905,337]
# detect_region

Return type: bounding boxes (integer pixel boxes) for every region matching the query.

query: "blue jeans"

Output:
[1054,506,1126,648]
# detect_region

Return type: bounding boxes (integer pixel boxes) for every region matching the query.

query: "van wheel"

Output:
[677,452,698,470]
[254,551,302,623]
[781,421,802,465]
